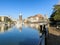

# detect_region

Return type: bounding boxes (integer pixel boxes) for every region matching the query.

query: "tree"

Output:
[50,4,60,26]
[50,5,60,22]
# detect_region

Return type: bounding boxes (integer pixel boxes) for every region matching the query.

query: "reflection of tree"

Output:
[38,25,43,34]
[4,25,12,31]
[4,26,8,31]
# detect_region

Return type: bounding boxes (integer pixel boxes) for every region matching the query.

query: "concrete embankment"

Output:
[47,27,60,45]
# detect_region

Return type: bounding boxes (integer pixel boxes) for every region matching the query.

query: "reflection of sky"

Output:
[0,26,40,45]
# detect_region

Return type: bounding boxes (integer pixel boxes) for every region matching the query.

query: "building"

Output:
[0,16,13,24]
[24,19,29,23]
[19,13,22,23]
[24,14,44,23]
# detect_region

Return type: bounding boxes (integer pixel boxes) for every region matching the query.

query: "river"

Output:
[0,23,45,45]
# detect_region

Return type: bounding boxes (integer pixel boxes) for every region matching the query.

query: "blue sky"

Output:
[0,0,58,19]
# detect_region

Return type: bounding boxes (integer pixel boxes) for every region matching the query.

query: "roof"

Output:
[28,14,44,19]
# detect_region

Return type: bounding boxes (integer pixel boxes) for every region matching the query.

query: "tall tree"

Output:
[50,5,60,21]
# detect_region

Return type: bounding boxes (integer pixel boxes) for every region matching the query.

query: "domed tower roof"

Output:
[19,12,22,16]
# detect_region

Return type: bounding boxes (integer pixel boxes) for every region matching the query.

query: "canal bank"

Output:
[47,27,60,45]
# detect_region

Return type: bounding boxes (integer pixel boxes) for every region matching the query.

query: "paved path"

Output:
[47,27,60,45]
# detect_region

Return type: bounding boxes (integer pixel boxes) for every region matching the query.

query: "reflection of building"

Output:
[0,24,12,33]
[15,23,22,32]
[24,23,40,30]
[19,26,22,32]
[0,24,5,32]
[19,24,22,32]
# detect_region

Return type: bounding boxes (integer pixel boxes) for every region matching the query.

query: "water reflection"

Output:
[15,23,22,32]
[0,23,45,45]
[24,23,40,30]
[0,24,13,33]
[15,23,42,34]
[0,23,42,34]
[24,23,44,45]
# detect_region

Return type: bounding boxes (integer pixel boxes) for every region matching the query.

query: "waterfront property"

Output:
[24,14,48,23]
[0,16,13,24]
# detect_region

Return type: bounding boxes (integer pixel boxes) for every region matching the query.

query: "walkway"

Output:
[47,27,60,45]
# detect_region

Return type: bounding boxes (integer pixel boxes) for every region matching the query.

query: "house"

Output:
[26,14,44,23]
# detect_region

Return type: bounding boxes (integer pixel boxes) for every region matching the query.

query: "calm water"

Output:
[0,24,43,45]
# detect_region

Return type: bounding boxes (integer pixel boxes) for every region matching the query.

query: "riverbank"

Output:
[47,26,60,45]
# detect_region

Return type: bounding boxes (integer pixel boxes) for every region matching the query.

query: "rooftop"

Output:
[28,14,44,19]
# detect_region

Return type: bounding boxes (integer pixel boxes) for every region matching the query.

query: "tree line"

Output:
[50,4,60,26]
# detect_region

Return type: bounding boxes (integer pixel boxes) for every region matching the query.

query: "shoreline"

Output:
[47,26,60,45]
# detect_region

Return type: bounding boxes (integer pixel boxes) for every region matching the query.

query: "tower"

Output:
[19,12,22,23]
